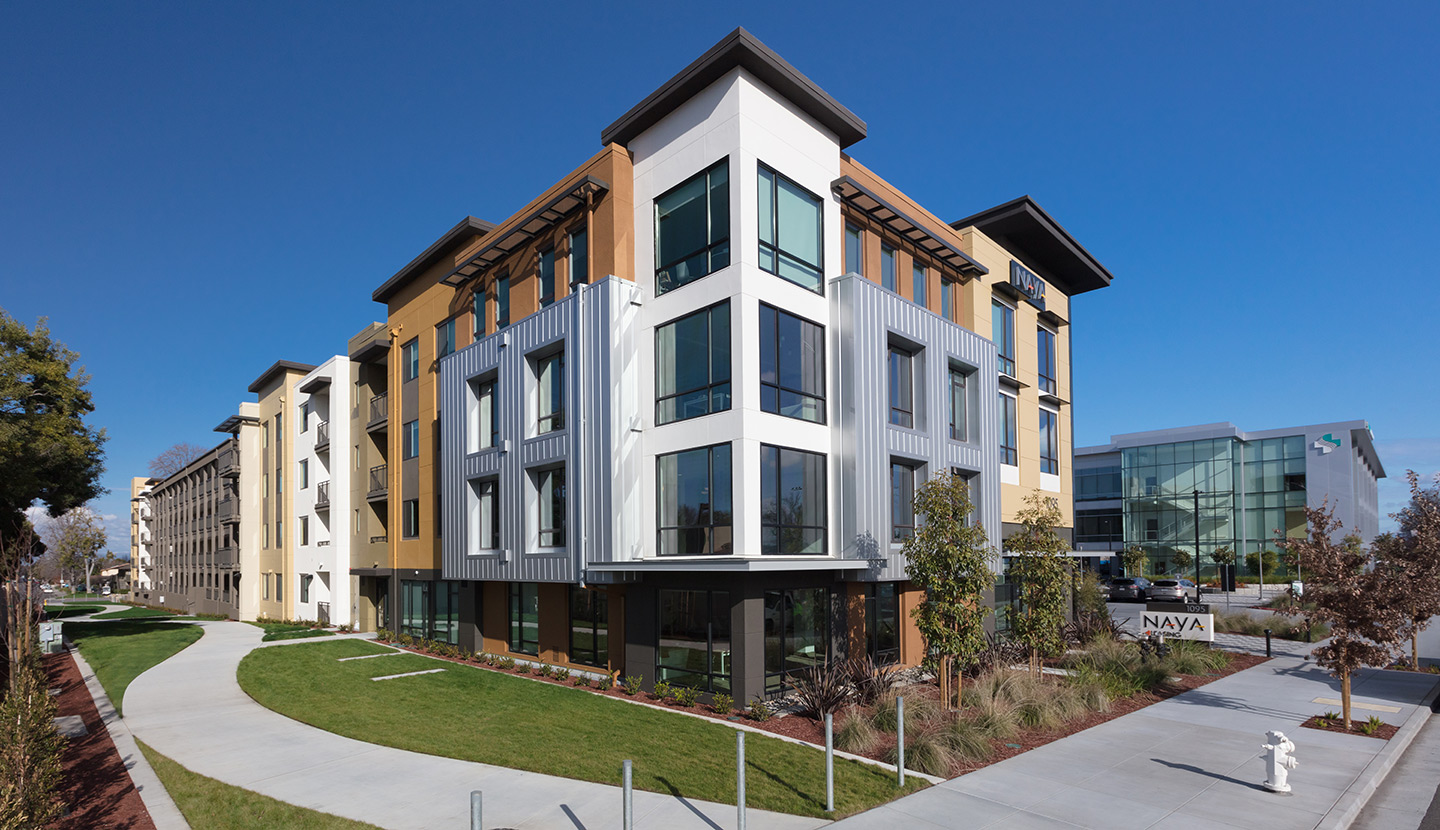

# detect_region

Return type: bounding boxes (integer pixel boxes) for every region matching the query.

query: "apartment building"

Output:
[128,476,156,593]
[136,438,241,616]
[336,29,1116,704]
[292,357,355,627]
[1075,420,1385,577]
[247,360,316,620]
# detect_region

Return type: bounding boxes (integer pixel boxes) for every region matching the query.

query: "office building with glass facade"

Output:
[1075,420,1384,577]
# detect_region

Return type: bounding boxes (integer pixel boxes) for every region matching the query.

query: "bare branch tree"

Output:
[40,507,107,594]
[147,442,207,479]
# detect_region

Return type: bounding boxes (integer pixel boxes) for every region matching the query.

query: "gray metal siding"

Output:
[833,274,1002,579]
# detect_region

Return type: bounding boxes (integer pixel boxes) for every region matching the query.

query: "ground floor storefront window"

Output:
[866,583,899,665]
[401,579,430,639]
[400,579,462,645]
[656,589,730,692]
[764,587,828,694]
[569,586,609,667]
[509,582,540,655]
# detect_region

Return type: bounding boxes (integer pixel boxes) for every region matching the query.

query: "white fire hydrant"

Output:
[1261,730,1298,793]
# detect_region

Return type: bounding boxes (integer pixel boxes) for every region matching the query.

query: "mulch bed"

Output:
[381,640,1270,777]
[44,650,155,830]
[1300,714,1399,740]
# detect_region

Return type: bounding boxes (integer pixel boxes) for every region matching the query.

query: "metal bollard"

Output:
[622,760,633,830]
[897,696,906,787]
[737,732,746,830]
[1264,628,1272,658]
[825,712,835,812]
[470,790,482,830]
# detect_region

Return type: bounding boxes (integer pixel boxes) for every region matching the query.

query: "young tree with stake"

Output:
[1120,544,1148,579]
[1004,494,1071,679]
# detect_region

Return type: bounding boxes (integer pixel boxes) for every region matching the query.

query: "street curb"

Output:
[1315,674,1440,830]
[66,644,191,830]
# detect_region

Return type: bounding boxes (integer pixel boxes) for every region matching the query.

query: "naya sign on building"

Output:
[1010,261,1047,310]
[1141,602,1214,642]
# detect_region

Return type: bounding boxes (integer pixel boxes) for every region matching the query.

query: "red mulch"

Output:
[383,641,1271,777]
[1300,714,1399,740]
[44,650,155,830]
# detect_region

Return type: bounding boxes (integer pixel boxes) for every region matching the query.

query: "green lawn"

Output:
[137,739,382,830]
[69,621,203,715]
[245,621,335,642]
[92,606,175,620]
[239,640,925,818]
[43,604,104,619]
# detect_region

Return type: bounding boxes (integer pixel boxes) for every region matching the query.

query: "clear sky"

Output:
[3,1,1436,552]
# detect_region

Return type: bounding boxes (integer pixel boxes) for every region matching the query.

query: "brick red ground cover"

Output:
[1300,714,1399,740]
[44,650,154,830]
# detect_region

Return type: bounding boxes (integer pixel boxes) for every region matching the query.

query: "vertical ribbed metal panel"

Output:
[440,278,640,584]
[833,274,1002,579]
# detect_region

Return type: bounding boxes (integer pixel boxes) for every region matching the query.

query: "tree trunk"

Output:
[1414,630,1421,672]
[1341,670,1352,730]
[1029,647,1040,680]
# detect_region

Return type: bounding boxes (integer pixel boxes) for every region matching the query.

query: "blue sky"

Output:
[3,1,1436,552]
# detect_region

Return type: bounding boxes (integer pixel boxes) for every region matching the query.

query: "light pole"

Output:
[1193,489,1202,603]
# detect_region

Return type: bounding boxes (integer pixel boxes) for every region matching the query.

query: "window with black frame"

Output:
[999,393,1018,467]
[401,579,430,639]
[509,582,539,655]
[948,366,967,441]
[757,163,823,292]
[888,346,914,428]
[760,445,826,555]
[537,467,566,548]
[891,462,915,541]
[655,301,730,425]
[764,587,829,694]
[433,581,460,645]
[569,586,609,667]
[655,159,729,294]
[759,304,825,424]
[536,352,564,434]
[656,588,730,692]
[657,444,732,556]
[1040,408,1060,475]
[1037,326,1056,395]
[992,300,1015,377]
[866,583,899,665]
[538,249,556,308]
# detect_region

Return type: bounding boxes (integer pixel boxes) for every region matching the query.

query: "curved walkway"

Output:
[124,621,826,830]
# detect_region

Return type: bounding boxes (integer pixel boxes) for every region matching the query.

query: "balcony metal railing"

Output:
[316,481,330,508]
[368,393,388,428]
[315,420,330,449]
[370,535,388,544]
[317,601,331,626]
[368,464,388,497]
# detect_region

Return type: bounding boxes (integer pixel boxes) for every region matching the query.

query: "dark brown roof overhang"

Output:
[833,175,988,277]
[951,196,1113,295]
[372,216,497,304]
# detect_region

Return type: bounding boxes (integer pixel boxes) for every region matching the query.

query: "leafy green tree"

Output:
[1245,549,1279,577]
[1211,545,1236,567]
[902,471,994,704]
[1003,494,1071,678]
[1170,548,1193,575]
[1120,544,1148,578]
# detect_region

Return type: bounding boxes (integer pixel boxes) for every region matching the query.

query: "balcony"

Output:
[214,546,237,569]
[315,420,330,451]
[367,464,388,500]
[367,393,388,432]
[316,481,330,509]
[217,444,240,477]
[369,535,388,544]
[317,601,331,626]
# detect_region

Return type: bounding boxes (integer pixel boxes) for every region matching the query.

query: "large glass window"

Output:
[1040,408,1059,475]
[438,319,456,358]
[496,273,510,328]
[941,278,956,322]
[657,444,732,556]
[888,346,914,428]
[538,248,556,308]
[992,300,1015,377]
[758,164,823,292]
[470,478,499,552]
[433,581,460,645]
[537,467,565,548]
[657,588,730,692]
[401,579,429,638]
[468,379,497,451]
[845,223,863,276]
[759,304,825,424]
[764,587,829,694]
[537,352,564,434]
[655,301,730,425]
[891,462,915,540]
[403,419,419,459]
[880,244,896,292]
[866,583,899,665]
[1000,393,1018,466]
[949,367,967,441]
[509,582,539,655]
[1037,326,1056,395]
[569,586,608,667]
[656,159,729,294]
[403,499,419,538]
[760,445,826,555]
[912,262,927,307]
[569,227,588,285]
[403,339,420,381]
[473,291,485,336]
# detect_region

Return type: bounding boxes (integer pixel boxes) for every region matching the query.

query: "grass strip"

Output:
[92,606,175,620]
[43,605,104,619]
[239,639,925,818]
[262,629,334,642]
[68,620,202,715]
[136,739,383,830]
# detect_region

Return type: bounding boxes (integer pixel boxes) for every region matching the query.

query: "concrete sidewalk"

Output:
[124,621,825,830]
[831,657,1440,830]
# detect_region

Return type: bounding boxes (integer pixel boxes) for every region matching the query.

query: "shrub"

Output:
[554,667,570,682]
[871,691,935,735]
[845,654,899,705]
[397,633,414,647]
[496,656,515,670]
[941,717,993,763]
[1068,669,1112,713]
[376,628,392,642]
[836,710,879,754]
[622,676,643,696]
[515,662,532,675]
[792,663,853,718]
[652,681,672,701]
[673,686,700,707]
[0,654,66,826]
[1360,715,1386,736]
[712,693,734,716]
[572,675,591,687]
[538,663,554,678]
[748,700,771,722]
[597,674,614,691]
[884,725,953,776]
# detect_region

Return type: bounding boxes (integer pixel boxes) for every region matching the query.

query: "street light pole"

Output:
[1193,489,1202,603]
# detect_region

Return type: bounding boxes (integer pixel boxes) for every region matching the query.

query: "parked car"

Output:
[1146,578,1198,603]
[1108,577,1151,602]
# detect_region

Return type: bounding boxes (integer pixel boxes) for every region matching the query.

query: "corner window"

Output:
[538,248,556,308]
[992,300,1015,377]
[467,378,498,452]
[845,223,864,276]
[438,320,456,358]
[536,352,564,434]
[569,227,588,285]
[760,445,826,555]
[912,262,927,307]
[403,419,419,459]
[508,582,539,655]
[1040,408,1059,475]
[891,462,915,541]
[1038,326,1056,395]
[757,163,823,292]
[655,301,730,425]
[880,244,896,292]
[402,339,419,381]
[537,467,566,548]
[569,586,608,668]
[403,498,420,538]
[469,478,499,552]
[655,158,729,294]
[495,273,510,328]
[888,346,914,428]
[759,304,825,423]
[1000,393,1018,466]
[657,588,730,693]
[657,444,732,556]
[949,367,967,442]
